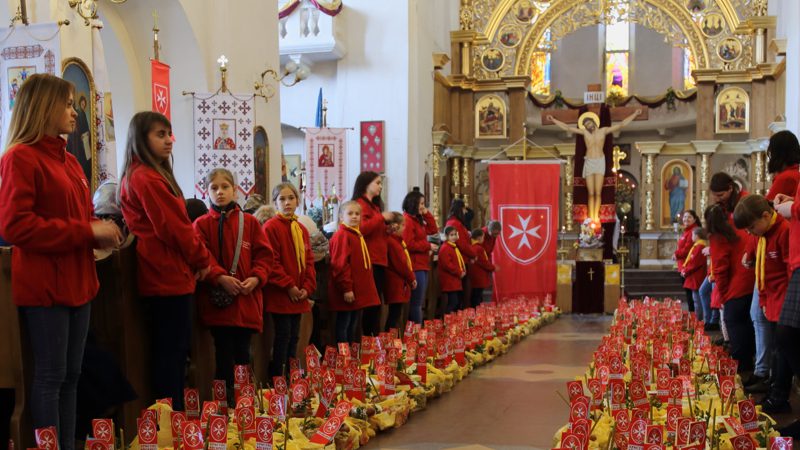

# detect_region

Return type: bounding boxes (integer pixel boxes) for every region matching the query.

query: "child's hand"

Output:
[701,247,711,256]
[741,253,752,268]
[92,220,123,249]
[288,286,302,302]
[460,271,467,278]
[774,193,792,205]
[218,275,243,296]
[240,277,259,295]
[411,280,418,289]
[430,243,439,252]
[298,288,309,300]
[344,291,355,303]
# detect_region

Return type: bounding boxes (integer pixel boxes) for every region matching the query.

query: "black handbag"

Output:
[209,210,244,308]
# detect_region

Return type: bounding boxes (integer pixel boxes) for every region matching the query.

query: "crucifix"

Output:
[152,9,160,61]
[217,55,229,92]
[587,267,595,281]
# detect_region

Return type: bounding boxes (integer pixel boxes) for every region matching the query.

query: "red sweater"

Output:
[438,242,466,292]
[402,211,438,271]
[709,230,755,304]
[766,165,800,201]
[328,224,380,311]
[790,182,800,272]
[262,215,317,314]
[681,241,707,291]
[385,235,416,304]
[674,223,697,271]
[0,136,98,307]
[743,214,790,321]
[445,216,476,259]
[481,226,497,259]
[193,208,272,331]
[120,160,212,297]
[356,197,388,266]
[468,243,495,289]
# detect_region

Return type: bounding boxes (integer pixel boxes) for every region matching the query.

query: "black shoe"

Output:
[744,374,767,387]
[760,397,792,414]
[778,420,800,439]
[744,378,770,394]
[712,336,726,346]
[704,323,720,331]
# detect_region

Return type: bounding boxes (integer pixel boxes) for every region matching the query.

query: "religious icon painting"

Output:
[700,12,725,37]
[360,120,384,172]
[715,86,749,134]
[660,159,692,229]
[317,143,335,168]
[480,48,505,72]
[284,154,302,189]
[685,0,707,14]
[62,57,97,192]
[498,24,522,48]
[514,0,536,23]
[475,94,507,139]
[253,126,269,197]
[717,37,742,62]
[7,66,35,109]
[212,119,237,150]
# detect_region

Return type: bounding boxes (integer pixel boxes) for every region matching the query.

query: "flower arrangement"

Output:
[577,218,603,249]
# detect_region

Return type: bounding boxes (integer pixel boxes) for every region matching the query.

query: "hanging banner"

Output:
[305,127,347,201]
[489,161,559,300]
[151,59,171,120]
[91,19,116,182]
[193,93,256,200]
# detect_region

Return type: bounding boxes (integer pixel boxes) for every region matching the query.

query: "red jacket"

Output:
[438,242,466,292]
[0,136,98,307]
[193,208,272,331]
[481,226,497,259]
[445,216,476,259]
[402,211,438,271]
[681,240,707,290]
[709,230,755,304]
[385,235,415,303]
[468,242,495,289]
[767,165,800,201]
[674,223,697,271]
[328,224,380,311]
[356,197,388,267]
[743,214,790,321]
[262,215,317,314]
[790,183,800,272]
[120,160,212,297]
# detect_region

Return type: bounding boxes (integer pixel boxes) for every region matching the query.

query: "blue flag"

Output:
[315,88,323,127]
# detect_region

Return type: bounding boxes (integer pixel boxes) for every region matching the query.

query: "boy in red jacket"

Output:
[384,212,417,331]
[681,227,708,321]
[439,226,467,314]
[468,229,496,307]
[329,201,381,343]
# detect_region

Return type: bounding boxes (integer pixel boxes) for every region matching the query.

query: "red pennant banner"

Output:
[91,419,114,444]
[489,162,559,299]
[151,59,171,120]
[34,427,58,450]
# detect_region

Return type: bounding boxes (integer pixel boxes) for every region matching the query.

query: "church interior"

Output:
[3,0,800,447]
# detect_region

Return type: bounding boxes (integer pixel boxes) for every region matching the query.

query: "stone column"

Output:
[637,142,666,232]
[691,140,722,215]
[431,131,449,227]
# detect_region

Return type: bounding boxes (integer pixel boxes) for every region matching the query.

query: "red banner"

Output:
[489,161,559,300]
[151,59,171,120]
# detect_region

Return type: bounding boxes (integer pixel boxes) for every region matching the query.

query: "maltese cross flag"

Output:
[151,59,171,120]
[489,161,559,300]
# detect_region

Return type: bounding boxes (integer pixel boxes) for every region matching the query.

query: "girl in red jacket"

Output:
[262,182,316,377]
[384,212,417,331]
[705,203,756,373]
[194,169,273,393]
[439,226,467,314]
[673,210,700,313]
[401,190,439,324]
[0,74,121,450]
[119,111,212,410]
[468,229,497,307]
[445,198,475,310]
[352,171,393,336]
[680,227,708,320]
[329,201,380,343]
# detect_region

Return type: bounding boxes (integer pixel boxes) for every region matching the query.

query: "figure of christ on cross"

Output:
[547,109,641,222]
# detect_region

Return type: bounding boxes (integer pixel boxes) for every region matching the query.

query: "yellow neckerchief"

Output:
[448,241,465,272]
[400,239,413,271]
[756,211,778,290]
[343,224,371,269]
[683,239,708,267]
[279,213,306,271]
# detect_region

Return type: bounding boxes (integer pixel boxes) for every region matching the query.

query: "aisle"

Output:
[370,314,612,450]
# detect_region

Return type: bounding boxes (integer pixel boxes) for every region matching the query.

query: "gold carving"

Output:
[462,158,471,189]
[452,157,461,189]
[645,190,654,231]
[645,154,654,185]
[460,0,475,30]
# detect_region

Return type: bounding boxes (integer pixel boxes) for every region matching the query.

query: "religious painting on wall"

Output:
[685,0,707,14]
[700,12,725,37]
[605,52,629,97]
[514,0,536,22]
[660,160,692,228]
[212,119,237,150]
[7,66,34,109]
[360,120,384,172]
[62,57,97,191]
[253,126,268,197]
[715,86,749,134]
[305,127,347,201]
[480,48,505,72]
[499,24,522,48]
[283,154,302,189]
[475,94,507,139]
[717,37,742,62]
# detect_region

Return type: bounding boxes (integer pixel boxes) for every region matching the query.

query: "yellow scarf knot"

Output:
[448,241,465,272]
[683,239,708,267]
[344,224,371,269]
[279,213,306,271]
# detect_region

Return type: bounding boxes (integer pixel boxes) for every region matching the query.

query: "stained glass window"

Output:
[605,52,629,96]
[605,21,630,52]
[530,29,552,95]
[683,49,696,90]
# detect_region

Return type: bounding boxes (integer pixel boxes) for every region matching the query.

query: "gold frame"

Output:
[253,125,269,198]
[61,57,98,192]
[475,94,507,139]
[498,23,522,48]
[480,47,505,72]
[717,37,743,63]
[659,159,693,229]
[715,86,750,134]
[699,11,725,38]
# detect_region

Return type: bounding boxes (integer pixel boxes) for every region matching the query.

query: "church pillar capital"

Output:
[769,120,787,134]
[432,131,450,147]
[690,140,723,154]
[636,141,667,155]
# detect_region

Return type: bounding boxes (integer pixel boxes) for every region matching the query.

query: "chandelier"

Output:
[68,0,127,24]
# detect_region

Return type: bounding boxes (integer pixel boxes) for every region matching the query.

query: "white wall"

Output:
[551,26,602,96]
[772,0,799,132]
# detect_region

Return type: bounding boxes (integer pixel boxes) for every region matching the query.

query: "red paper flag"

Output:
[34,427,58,450]
[489,162,559,300]
[151,59,171,120]
[91,419,114,444]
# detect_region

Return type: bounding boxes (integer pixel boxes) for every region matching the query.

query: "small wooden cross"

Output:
[587,267,595,281]
[217,55,228,69]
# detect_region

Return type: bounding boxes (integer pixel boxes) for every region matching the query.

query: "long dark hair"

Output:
[767,130,800,174]
[684,209,701,226]
[119,111,180,197]
[448,197,466,226]
[709,172,741,213]
[402,190,424,219]
[705,204,738,243]
[351,171,384,211]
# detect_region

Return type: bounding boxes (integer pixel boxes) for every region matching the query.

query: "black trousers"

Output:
[210,326,253,388]
[723,294,755,372]
[145,295,192,411]
[471,287,485,308]
[385,303,403,332]
[361,265,385,336]
[681,275,695,312]
[770,324,800,402]
[270,313,300,378]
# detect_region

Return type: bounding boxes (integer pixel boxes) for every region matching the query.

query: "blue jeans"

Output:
[699,277,718,324]
[408,270,428,324]
[692,290,703,321]
[21,303,91,450]
[335,310,359,343]
[750,288,773,377]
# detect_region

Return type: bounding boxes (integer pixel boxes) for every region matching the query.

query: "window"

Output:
[683,49,696,90]
[530,29,552,95]
[604,9,630,96]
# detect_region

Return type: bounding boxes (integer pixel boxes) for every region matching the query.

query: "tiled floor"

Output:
[369,314,613,450]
